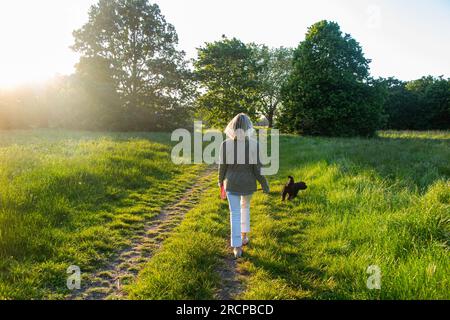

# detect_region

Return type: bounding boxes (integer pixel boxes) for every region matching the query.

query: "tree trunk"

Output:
[267,108,274,128]
[130,28,139,108]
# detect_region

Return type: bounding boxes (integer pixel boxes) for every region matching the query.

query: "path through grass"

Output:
[1,130,448,300]
[71,166,215,300]
[129,131,449,300]
[0,130,203,299]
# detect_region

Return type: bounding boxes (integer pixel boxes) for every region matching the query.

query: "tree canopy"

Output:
[1,9,448,133]
[252,45,293,128]
[72,0,191,130]
[194,37,261,127]
[279,20,385,136]
[382,76,450,130]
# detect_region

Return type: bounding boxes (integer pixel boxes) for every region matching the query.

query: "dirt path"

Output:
[69,166,216,300]
[216,228,250,299]
[216,253,247,300]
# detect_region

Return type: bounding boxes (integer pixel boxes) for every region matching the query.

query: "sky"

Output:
[0,0,449,87]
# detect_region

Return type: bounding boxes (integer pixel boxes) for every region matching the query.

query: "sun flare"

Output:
[0,1,92,88]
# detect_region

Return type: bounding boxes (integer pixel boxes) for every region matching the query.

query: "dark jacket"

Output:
[218,138,270,195]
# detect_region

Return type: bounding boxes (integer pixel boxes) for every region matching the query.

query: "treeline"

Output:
[0,0,448,136]
[381,76,449,130]
[195,21,449,136]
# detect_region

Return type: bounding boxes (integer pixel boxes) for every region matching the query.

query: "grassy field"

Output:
[0,130,203,299]
[129,131,449,300]
[239,132,449,299]
[0,130,449,299]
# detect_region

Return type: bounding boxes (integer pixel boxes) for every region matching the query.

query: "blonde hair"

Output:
[224,113,254,140]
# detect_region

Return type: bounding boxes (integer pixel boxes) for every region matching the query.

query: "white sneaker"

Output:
[242,237,249,246]
[233,247,243,259]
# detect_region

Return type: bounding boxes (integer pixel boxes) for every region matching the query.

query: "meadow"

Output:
[0,130,203,299]
[0,130,448,299]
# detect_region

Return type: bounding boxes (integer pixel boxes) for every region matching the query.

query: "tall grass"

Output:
[0,130,202,299]
[240,131,449,299]
[0,130,448,299]
[128,181,229,300]
[126,130,449,300]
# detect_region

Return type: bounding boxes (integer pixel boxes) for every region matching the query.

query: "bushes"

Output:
[383,76,450,130]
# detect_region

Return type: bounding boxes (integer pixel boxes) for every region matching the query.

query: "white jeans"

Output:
[226,192,252,248]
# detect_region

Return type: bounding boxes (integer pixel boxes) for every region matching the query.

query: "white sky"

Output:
[0,0,449,87]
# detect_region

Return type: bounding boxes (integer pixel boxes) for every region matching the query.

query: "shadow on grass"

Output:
[278,134,449,193]
[241,133,449,299]
[243,194,353,299]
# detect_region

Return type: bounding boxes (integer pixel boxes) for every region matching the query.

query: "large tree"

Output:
[252,45,293,128]
[280,20,385,136]
[194,37,261,127]
[72,0,192,130]
[53,56,122,130]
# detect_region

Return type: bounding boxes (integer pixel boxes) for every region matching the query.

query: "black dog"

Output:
[282,176,307,201]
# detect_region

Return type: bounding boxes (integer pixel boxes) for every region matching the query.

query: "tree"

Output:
[194,37,261,127]
[406,76,450,130]
[66,57,122,130]
[72,0,191,131]
[279,20,385,136]
[252,45,293,128]
[381,76,450,130]
[380,77,420,130]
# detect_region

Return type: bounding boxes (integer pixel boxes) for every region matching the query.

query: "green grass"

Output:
[0,130,203,299]
[378,130,450,140]
[128,130,449,300]
[128,181,229,300]
[239,132,449,299]
[0,129,448,300]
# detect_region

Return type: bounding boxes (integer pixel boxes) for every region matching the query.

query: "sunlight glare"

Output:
[0,1,93,88]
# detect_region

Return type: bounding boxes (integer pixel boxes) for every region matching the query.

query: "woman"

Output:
[218,113,270,258]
